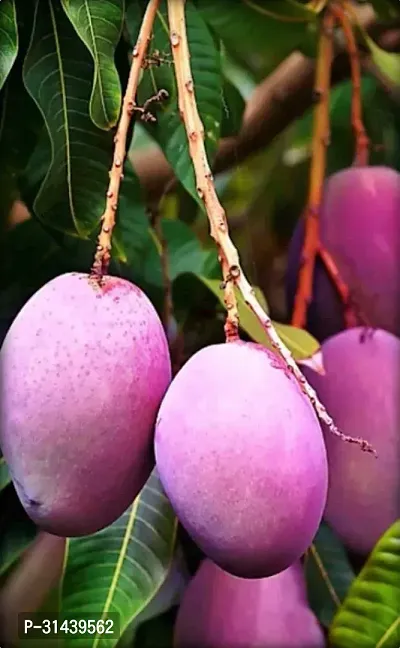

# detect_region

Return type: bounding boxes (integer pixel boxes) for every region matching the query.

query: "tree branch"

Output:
[131,5,400,201]
[91,0,160,281]
[291,7,336,330]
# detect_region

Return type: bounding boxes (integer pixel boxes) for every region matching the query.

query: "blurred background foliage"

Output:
[1,0,400,646]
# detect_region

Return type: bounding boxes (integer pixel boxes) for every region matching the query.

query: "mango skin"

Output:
[174,559,325,648]
[155,341,328,579]
[286,166,400,341]
[0,273,172,537]
[303,327,400,555]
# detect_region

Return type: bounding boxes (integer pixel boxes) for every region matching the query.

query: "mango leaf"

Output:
[196,0,317,70]
[0,486,38,578]
[329,520,400,648]
[220,78,246,138]
[23,0,114,237]
[111,161,153,268]
[304,522,355,628]
[0,0,18,91]
[60,470,178,648]
[273,322,320,361]
[0,454,11,492]
[195,275,320,361]
[127,0,222,206]
[60,0,124,130]
[143,220,207,288]
[363,33,400,87]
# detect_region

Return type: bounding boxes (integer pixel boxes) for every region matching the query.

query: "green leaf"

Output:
[60,0,124,130]
[128,0,223,206]
[0,486,38,578]
[23,0,114,237]
[304,522,355,628]
[60,470,178,648]
[220,78,246,138]
[0,453,11,492]
[144,220,207,288]
[196,0,317,71]
[112,162,153,267]
[329,520,400,648]
[273,322,319,361]
[364,33,400,87]
[193,274,320,361]
[0,0,18,91]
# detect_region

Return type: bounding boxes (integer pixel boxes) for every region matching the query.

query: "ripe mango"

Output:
[174,559,325,648]
[0,273,171,536]
[155,341,328,579]
[303,327,400,554]
[287,166,400,340]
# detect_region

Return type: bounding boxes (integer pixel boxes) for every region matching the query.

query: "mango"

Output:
[174,559,325,647]
[303,327,400,554]
[155,341,328,578]
[287,166,400,340]
[0,273,171,536]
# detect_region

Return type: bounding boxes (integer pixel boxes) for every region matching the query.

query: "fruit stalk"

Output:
[333,1,369,166]
[318,245,366,327]
[166,0,374,453]
[91,0,161,282]
[291,8,336,331]
[166,0,239,343]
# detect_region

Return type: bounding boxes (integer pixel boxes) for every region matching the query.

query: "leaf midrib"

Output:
[48,0,78,232]
[91,497,140,648]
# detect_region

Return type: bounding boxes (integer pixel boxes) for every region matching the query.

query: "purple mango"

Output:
[0,273,171,536]
[287,166,400,341]
[174,559,325,648]
[303,327,400,554]
[155,341,328,579]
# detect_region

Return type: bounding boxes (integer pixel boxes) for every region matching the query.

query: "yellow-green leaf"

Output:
[197,275,320,361]
[363,32,400,86]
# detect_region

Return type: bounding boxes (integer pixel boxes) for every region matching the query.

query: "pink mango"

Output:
[0,273,171,536]
[303,327,400,554]
[287,166,400,340]
[155,341,328,579]
[174,559,325,648]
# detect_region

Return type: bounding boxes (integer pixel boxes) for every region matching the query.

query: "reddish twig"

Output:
[291,8,336,330]
[90,0,161,282]
[332,2,370,165]
[318,244,366,328]
[166,0,375,454]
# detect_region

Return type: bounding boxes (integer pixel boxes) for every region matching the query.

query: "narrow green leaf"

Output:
[0,453,11,492]
[0,0,18,91]
[128,0,222,206]
[0,486,38,577]
[60,470,178,648]
[330,520,400,648]
[364,33,400,86]
[61,0,124,130]
[23,0,114,237]
[304,522,355,628]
